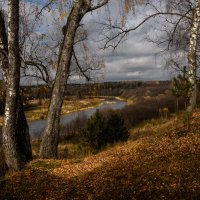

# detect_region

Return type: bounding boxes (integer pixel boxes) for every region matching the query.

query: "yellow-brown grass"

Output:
[0,110,200,199]
[0,97,103,125]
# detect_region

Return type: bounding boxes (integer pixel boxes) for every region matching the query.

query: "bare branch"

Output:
[35,0,55,20]
[100,9,193,49]
[72,49,90,81]
[89,0,109,12]
[22,60,52,87]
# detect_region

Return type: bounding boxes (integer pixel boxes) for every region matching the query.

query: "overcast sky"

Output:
[82,2,171,82]
[2,0,173,83]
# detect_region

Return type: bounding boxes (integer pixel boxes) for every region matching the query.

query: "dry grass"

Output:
[121,83,171,100]
[0,97,103,125]
[0,109,200,199]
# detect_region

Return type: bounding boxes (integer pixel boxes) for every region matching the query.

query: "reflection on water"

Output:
[29,100,127,139]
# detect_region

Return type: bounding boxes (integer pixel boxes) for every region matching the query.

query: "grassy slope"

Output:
[0,110,200,199]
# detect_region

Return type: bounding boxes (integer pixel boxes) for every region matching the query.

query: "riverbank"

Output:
[28,97,127,138]
[0,97,106,126]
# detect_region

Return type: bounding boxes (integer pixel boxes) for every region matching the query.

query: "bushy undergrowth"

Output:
[81,110,129,150]
[121,95,186,128]
[58,93,189,156]
[59,113,87,142]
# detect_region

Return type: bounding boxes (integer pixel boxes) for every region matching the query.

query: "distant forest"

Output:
[5,81,170,100]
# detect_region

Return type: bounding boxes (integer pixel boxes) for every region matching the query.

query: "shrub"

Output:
[120,95,186,128]
[59,113,87,142]
[81,109,129,150]
[81,110,107,150]
[105,111,129,143]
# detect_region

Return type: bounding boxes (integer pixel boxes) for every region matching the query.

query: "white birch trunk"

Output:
[0,10,32,169]
[187,0,200,112]
[2,0,24,170]
[39,0,108,158]
[39,0,92,158]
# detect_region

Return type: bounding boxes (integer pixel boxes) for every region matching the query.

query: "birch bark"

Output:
[0,10,32,165]
[187,0,200,112]
[39,0,92,158]
[2,1,31,170]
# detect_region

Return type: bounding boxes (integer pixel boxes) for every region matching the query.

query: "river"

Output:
[29,98,127,138]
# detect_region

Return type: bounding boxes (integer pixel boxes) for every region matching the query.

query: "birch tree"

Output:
[1,0,31,170]
[187,0,200,112]
[149,0,200,112]
[0,10,32,169]
[39,0,109,158]
[99,0,200,112]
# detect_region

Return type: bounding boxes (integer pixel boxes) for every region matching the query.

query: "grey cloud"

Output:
[39,0,172,82]
[104,66,169,81]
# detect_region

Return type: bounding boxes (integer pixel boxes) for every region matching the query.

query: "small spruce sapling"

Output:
[172,66,193,130]
[81,109,107,150]
[172,66,193,111]
[81,109,129,150]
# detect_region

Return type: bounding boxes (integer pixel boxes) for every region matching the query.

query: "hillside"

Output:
[0,109,200,199]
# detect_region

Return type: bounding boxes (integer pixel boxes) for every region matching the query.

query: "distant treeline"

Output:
[65,81,171,97]
[0,81,172,115]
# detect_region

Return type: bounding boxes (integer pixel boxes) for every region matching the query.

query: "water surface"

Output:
[29,99,127,138]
